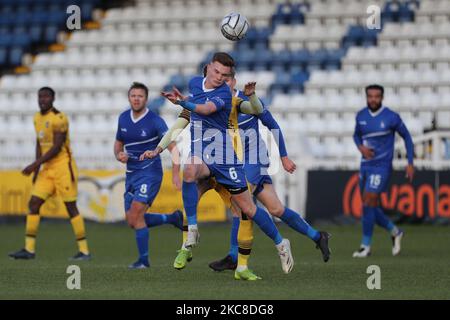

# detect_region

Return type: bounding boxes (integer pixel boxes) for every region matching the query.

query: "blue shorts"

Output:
[244,163,273,196]
[206,163,248,193]
[124,168,163,212]
[359,166,392,194]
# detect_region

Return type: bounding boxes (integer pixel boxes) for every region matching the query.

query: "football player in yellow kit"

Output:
[9,87,91,261]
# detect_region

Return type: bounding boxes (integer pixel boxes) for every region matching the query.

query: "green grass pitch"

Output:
[0,222,449,299]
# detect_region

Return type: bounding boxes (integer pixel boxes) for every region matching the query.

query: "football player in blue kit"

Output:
[161,52,295,276]
[114,82,183,269]
[209,71,331,271]
[353,84,415,258]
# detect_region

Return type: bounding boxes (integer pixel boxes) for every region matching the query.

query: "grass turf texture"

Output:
[0,222,449,299]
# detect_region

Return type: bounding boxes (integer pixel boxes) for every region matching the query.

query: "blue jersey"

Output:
[116,108,168,172]
[236,90,288,165]
[188,76,235,164]
[353,106,414,168]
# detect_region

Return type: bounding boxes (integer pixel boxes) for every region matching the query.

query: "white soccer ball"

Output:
[220,12,249,41]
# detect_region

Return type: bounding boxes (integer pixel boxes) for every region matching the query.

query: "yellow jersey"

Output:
[33,108,74,168]
[228,95,244,162]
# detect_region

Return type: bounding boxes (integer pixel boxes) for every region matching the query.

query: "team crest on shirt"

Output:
[39,130,44,138]
[381,121,385,128]
[359,121,367,125]
[141,129,147,137]
[45,121,49,128]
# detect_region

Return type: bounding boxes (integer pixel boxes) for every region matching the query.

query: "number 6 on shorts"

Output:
[229,167,238,181]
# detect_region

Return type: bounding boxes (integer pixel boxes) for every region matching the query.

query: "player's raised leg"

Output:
[144,210,183,231]
[256,183,331,262]
[8,196,44,259]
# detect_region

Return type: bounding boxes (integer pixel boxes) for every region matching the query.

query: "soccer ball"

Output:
[220,12,249,41]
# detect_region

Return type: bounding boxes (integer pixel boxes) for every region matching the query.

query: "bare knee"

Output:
[183,167,197,183]
[267,203,285,217]
[240,202,256,217]
[126,213,138,229]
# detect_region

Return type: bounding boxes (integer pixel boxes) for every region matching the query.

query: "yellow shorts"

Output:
[31,161,78,202]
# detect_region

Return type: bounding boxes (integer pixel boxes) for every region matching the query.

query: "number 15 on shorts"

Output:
[369,174,381,188]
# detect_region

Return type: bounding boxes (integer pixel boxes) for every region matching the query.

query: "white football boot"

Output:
[391,229,404,256]
[276,239,294,274]
[352,245,371,258]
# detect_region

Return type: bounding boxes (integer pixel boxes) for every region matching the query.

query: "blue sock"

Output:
[280,207,320,242]
[144,213,168,227]
[135,227,149,265]
[374,207,395,232]
[182,181,198,226]
[252,207,283,245]
[362,206,376,246]
[228,217,239,263]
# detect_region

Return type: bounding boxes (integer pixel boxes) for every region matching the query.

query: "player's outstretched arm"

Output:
[139,116,189,161]
[22,132,66,176]
[167,141,182,191]
[161,86,218,115]
[239,82,264,115]
[258,110,295,173]
[114,140,129,163]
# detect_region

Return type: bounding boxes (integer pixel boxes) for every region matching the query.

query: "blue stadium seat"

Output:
[384,1,401,22]
[29,25,43,42]
[9,46,24,66]
[291,49,311,69]
[290,4,305,24]
[0,13,14,27]
[398,3,414,22]
[309,49,329,70]
[31,11,48,26]
[239,50,257,70]
[12,33,31,49]
[81,2,95,21]
[325,48,346,70]
[0,48,7,65]
[254,49,273,70]
[44,25,59,44]
[256,28,271,41]
[0,34,13,48]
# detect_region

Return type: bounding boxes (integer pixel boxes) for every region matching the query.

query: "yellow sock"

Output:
[25,214,40,253]
[237,215,253,268]
[182,210,188,248]
[70,215,89,255]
